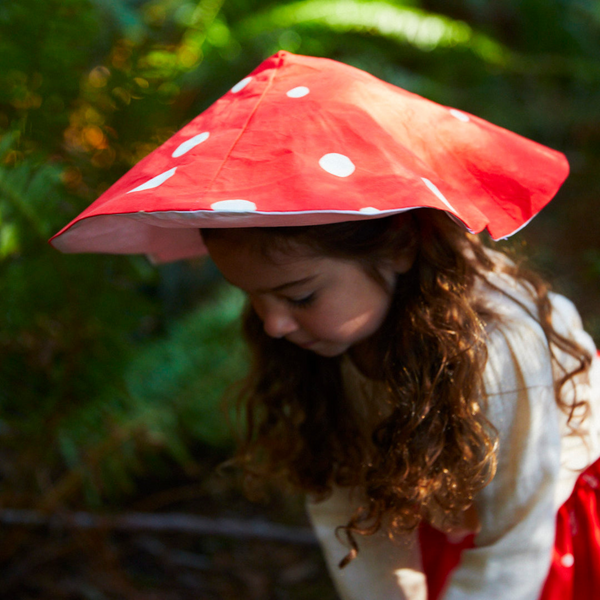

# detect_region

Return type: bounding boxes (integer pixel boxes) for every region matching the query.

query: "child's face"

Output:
[205,235,407,358]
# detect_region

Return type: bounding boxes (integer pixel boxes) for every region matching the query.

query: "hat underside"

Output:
[53,206,489,264]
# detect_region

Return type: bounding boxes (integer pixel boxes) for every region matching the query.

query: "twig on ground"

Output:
[0,508,317,546]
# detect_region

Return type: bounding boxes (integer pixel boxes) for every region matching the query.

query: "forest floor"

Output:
[0,457,340,600]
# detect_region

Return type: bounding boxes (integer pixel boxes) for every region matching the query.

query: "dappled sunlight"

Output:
[242,0,507,63]
[338,307,382,338]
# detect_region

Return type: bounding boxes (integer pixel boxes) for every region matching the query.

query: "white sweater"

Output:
[306,272,600,600]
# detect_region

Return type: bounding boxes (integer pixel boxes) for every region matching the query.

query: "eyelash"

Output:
[287,293,316,308]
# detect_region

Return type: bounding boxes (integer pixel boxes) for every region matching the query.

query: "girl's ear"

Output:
[392,248,417,274]
[390,213,418,274]
[377,247,416,286]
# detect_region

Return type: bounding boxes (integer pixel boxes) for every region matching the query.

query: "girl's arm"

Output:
[442,316,560,599]
[307,487,426,600]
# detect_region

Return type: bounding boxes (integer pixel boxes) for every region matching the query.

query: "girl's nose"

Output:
[260,305,299,339]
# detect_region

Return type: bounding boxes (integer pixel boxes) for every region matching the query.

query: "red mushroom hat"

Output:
[50,51,569,263]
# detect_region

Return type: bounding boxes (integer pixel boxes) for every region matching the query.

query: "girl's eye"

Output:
[287,293,316,308]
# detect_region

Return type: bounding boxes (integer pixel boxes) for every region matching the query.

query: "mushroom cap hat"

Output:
[50,51,569,263]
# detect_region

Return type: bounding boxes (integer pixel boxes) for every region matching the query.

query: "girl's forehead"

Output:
[204,228,316,263]
[205,233,328,291]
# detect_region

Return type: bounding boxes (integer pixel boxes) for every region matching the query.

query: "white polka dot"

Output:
[172,132,210,158]
[127,167,177,193]
[210,200,257,212]
[319,153,355,178]
[561,553,575,568]
[449,109,470,122]
[231,77,252,93]
[286,86,310,98]
[359,207,380,214]
[421,177,458,214]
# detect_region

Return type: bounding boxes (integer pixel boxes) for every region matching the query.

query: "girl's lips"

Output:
[291,339,317,349]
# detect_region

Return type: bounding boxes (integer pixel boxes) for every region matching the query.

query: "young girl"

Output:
[201,211,600,600]
[51,52,600,599]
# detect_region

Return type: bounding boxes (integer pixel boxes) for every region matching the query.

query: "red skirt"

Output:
[419,458,600,600]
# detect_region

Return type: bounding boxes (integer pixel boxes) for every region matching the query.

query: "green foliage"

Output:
[1,0,599,511]
[238,0,504,59]
[53,286,245,503]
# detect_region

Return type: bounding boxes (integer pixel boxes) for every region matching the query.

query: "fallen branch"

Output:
[0,508,317,546]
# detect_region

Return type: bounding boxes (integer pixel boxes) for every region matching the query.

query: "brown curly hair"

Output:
[202,208,591,565]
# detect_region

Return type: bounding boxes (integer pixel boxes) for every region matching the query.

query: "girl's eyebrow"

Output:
[258,275,318,294]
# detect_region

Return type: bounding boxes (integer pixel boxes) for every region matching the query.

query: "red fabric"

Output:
[419,458,600,600]
[50,51,569,263]
[419,523,475,600]
[540,459,600,600]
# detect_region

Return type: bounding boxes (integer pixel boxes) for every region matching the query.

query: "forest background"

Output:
[2,0,600,598]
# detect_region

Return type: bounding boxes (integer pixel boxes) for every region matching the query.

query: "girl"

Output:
[200,211,600,600]
[51,52,600,599]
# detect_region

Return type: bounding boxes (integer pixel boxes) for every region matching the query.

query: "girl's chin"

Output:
[296,340,349,357]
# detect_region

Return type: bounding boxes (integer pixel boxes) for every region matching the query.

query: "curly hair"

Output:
[201,209,591,566]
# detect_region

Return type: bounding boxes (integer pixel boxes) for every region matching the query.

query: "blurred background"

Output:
[1,0,600,598]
